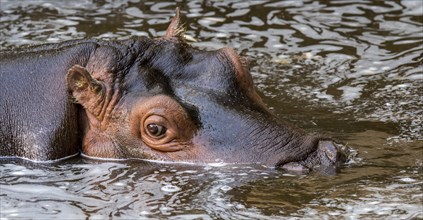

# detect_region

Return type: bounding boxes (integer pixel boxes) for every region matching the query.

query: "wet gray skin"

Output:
[0,9,347,173]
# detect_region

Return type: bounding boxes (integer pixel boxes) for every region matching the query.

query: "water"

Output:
[0,0,422,219]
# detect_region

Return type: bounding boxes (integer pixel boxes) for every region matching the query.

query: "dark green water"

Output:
[1,0,422,219]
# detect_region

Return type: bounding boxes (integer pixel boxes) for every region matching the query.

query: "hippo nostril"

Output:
[278,139,348,173]
[318,140,348,166]
[318,140,338,163]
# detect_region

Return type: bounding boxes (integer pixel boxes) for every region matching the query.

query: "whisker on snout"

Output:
[239,56,251,72]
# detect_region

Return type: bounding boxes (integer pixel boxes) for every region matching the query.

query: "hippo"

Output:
[0,8,347,172]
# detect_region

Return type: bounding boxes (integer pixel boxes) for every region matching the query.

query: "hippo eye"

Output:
[137,96,196,152]
[146,123,167,137]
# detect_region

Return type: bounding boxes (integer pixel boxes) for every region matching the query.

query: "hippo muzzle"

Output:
[279,140,348,173]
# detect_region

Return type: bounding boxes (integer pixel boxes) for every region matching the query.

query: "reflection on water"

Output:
[0,0,422,219]
[1,157,422,219]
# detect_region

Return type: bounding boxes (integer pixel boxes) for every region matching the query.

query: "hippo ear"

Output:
[164,7,185,38]
[66,65,105,117]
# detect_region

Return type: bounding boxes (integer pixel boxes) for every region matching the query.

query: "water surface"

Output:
[1,0,422,219]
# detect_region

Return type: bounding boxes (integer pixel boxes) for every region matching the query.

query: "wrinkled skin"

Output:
[0,9,347,172]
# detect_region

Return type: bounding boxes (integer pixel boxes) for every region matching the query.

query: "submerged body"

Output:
[0,9,347,172]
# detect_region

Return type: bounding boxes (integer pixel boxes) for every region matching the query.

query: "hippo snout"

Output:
[280,140,348,174]
[316,140,347,167]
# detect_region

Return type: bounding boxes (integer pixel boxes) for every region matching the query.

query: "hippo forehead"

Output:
[136,39,253,98]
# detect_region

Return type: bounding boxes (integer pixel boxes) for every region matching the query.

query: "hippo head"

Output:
[66,9,347,172]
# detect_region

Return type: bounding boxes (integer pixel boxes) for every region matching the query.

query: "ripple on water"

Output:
[0,0,422,219]
[161,184,182,193]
